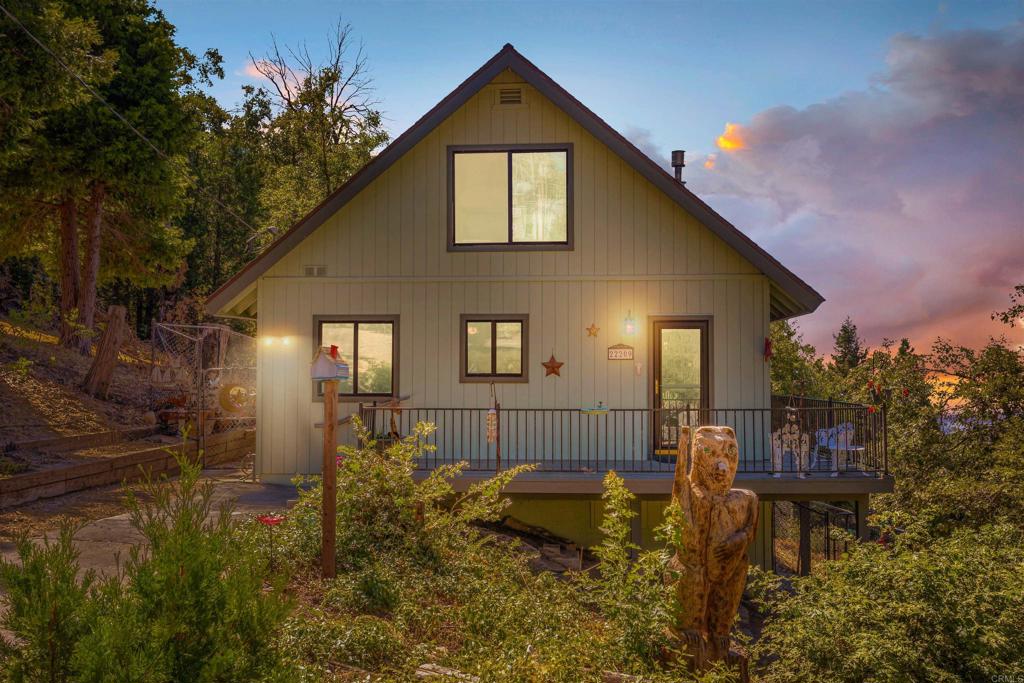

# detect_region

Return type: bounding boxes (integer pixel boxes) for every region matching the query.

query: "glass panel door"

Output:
[653,321,708,453]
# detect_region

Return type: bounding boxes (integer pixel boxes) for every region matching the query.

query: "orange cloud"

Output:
[704,154,717,170]
[716,122,747,151]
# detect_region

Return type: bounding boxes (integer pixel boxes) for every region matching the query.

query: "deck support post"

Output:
[797,503,811,576]
[854,494,869,541]
[322,379,338,579]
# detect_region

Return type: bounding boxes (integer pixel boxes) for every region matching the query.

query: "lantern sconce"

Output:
[262,335,291,347]
[623,310,637,337]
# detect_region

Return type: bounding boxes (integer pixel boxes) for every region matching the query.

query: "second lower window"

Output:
[461,315,528,382]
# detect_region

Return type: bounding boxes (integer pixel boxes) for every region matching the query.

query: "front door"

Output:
[652,320,709,453]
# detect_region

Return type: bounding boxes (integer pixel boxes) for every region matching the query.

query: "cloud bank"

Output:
[676,24,1024,351]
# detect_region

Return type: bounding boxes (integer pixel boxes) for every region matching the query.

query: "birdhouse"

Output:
[311,346,341,380]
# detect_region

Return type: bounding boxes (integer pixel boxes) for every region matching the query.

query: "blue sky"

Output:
[159,1,1024,350]
[161,0,1018,159]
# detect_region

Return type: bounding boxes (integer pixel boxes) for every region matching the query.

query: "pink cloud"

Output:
[685,23,1024,353]
[242,61,267,79]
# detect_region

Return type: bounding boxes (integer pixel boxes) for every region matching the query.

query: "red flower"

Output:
[868,405,877,414]
[256,514,285,527]
[336,455,344,466]
[902,388,910,397]
[867,380,874,389]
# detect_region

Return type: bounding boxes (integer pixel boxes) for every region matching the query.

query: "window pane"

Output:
[495,322,522,374]
[512,151,567,243]
[660,328,702,409]
[357,323,394,394]
[465,321,492,374]
[454,153,508,243]
[320,323,354,394]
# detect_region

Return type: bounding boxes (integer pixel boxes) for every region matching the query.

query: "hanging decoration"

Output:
[542,354,564,377]
[486,408,498,443]
[586,323,600,337]
[486,382,499,444]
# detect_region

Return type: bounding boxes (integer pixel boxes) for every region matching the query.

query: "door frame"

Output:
[648,315,713,453]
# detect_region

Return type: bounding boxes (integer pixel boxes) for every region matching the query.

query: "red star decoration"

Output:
[542,354,564,377]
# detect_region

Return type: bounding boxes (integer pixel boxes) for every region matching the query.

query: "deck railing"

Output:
[357,399,887,476]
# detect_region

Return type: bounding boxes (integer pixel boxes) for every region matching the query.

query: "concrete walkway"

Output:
[0,465,295,577]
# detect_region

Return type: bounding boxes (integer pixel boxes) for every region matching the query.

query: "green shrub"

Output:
[752,523,1024,682]
[0,526,97,683]
[0,450,295,683]
[280,418,534,572]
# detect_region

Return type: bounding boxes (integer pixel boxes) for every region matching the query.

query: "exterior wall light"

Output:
[263,336,275,346]
[623,310,637,337]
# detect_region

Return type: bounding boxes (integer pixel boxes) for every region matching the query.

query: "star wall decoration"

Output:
[542,354,564,377]
[586,323,600,337]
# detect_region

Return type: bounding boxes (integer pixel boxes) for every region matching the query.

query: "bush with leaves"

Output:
[0,451,294,682]
[255,420,725,682]
[751,523,1024,682]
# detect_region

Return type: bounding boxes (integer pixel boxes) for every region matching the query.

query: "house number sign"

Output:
[607,344,634,361]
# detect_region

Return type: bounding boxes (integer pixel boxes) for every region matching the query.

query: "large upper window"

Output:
[316,317,397,398]
[449,145,572,250]
[460,315,528,383]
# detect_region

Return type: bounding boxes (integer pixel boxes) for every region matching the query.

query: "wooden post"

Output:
[322,378,338,579]
[82,305,127,398]
[798,503,812,576]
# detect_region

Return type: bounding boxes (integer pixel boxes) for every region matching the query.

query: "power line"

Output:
[0,0,263,236]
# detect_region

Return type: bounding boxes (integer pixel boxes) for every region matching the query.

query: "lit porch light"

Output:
[623,311,637,337]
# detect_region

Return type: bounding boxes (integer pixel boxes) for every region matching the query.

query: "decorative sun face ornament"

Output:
[542,354,564,377]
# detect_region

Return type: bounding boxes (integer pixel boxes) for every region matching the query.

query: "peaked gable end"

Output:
[207,45,823,320]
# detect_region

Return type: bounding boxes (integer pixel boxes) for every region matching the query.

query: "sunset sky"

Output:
[159,0,1023,353]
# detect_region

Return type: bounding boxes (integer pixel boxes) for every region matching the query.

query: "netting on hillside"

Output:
[148,323,256,446]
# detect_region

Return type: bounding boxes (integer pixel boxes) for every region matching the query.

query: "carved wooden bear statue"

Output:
[668,425,758,675]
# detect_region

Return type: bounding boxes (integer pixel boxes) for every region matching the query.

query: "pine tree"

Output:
[831,317,868,374]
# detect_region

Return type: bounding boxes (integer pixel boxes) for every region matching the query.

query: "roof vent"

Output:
[497,87,523,105]
[303,265,327,277]
[671,150,686,184]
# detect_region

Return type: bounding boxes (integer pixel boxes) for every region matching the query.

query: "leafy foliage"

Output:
[751,525,1024,682]
[0,450,294,682]
[249,419,707,682]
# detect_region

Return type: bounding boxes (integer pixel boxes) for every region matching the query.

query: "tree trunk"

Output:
[82,305,126,398]
[77,182,105,355]
[58,194,81,347]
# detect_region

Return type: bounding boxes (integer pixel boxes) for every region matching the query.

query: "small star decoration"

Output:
[586,323,600,337]
[542,354,564,377]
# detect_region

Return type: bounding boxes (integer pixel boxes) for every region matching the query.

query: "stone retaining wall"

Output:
[0,429,255,509]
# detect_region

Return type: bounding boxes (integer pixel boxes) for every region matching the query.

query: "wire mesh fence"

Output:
[148,323,256,450]
[771,500,856,575]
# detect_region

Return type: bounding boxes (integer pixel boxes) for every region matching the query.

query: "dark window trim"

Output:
[647,315,714,410]
[447,143,574,252]
[312,314,399,402]
[459,314,529,383]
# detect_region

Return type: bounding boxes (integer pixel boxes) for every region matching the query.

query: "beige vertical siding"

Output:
[254,70,772,481]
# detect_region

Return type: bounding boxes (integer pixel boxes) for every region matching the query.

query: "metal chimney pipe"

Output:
[671,150,686,184]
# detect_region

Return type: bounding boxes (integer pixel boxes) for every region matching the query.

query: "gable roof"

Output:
[206,44,823,320]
